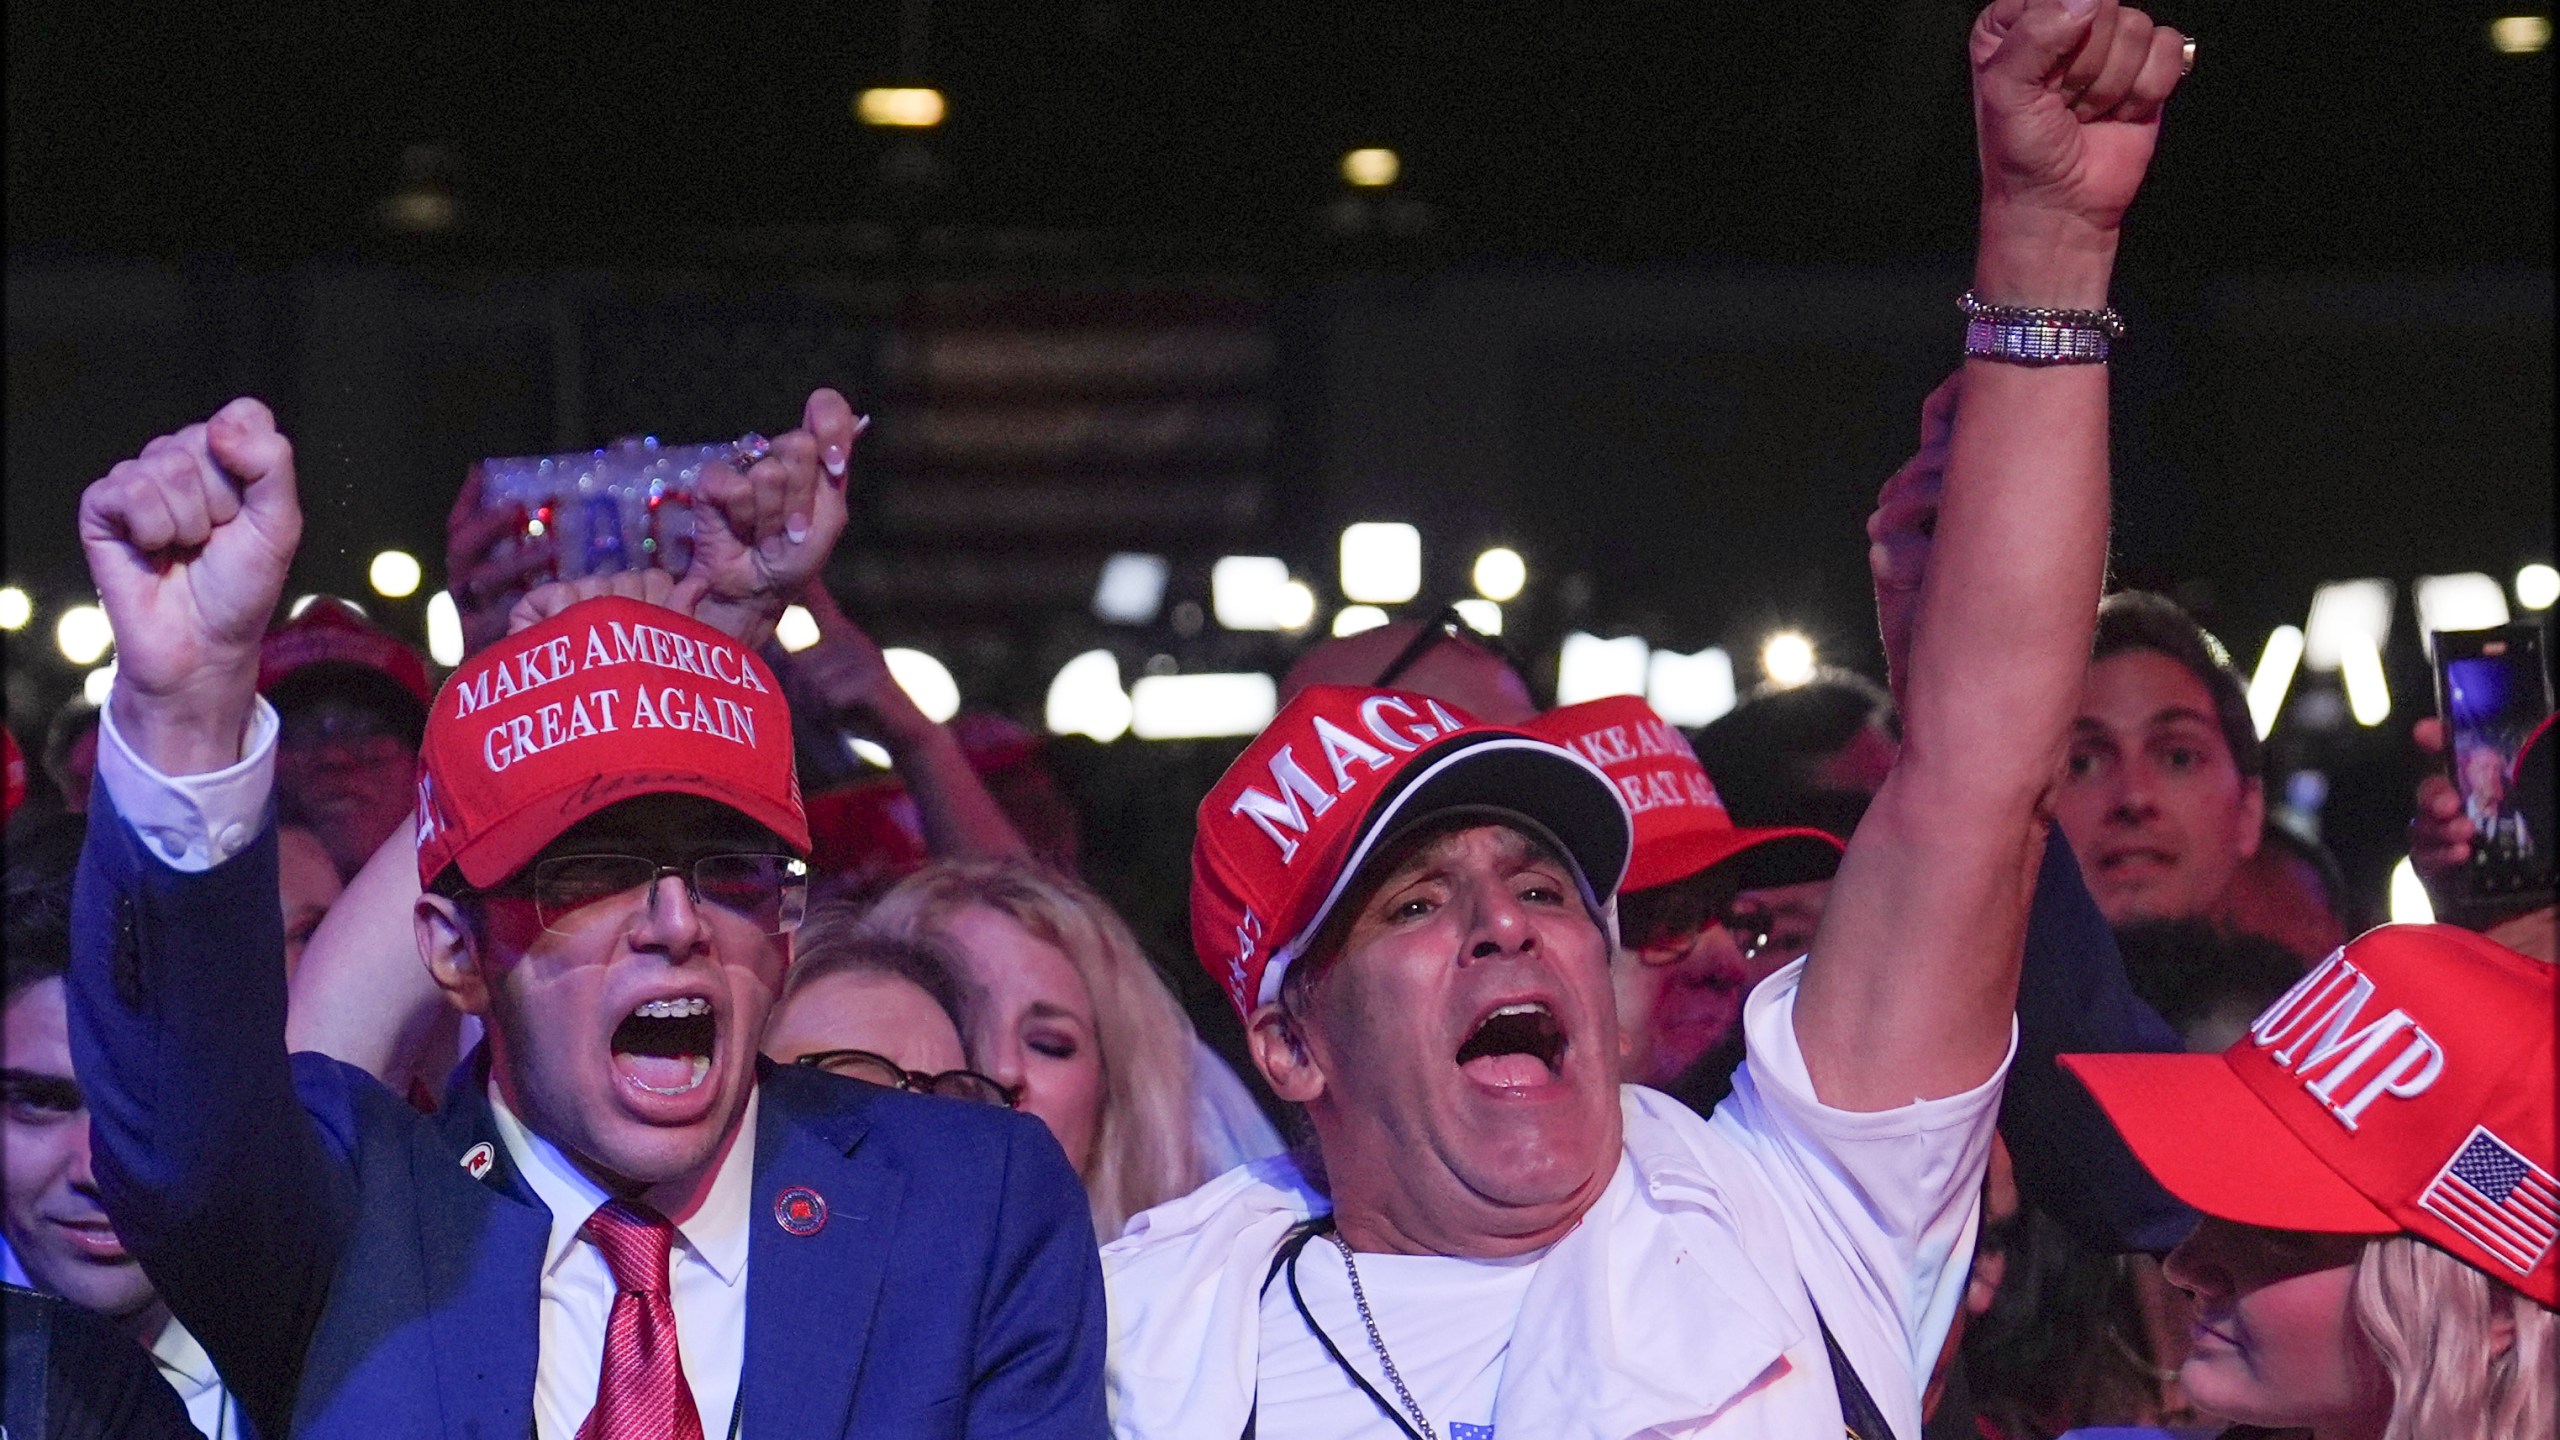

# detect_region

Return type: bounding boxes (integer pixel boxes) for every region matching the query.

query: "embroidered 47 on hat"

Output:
[414,596,807,889]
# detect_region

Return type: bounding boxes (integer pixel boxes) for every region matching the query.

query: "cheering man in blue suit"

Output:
[67,391,1107,1439]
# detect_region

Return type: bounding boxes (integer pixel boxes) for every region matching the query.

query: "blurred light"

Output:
[1045,650,1132,743]
[847,737,895,769]
[2414,572,2509,644]
[525,518,548,538]
[2246,625,2306,740]
[1333,605,1390,638]
[1648,646,1737,727]
[1275,580,1318,633]
[882,648,960,723]
[368,549,423,599]
[1452,598,1502,637]
[1341,148,1401,188]
[775,604,822,653]
[55,604,113,665]
[424,591,465,667]
[0,586,29,631]
[2303,579,2393,672]
[1472,547,1525,602]
[1761,631,1817,688]
[858,87,947,127]
[1093,552,1169,626]
[2490,15,2552,53]
[286,594,364,621]
[2517,563,2560,611]
[1340,523,1421,604]
[2339,632,2391,727]
[84,663,117,707]
[1557,632,1649,706]
[2388,856,2435,924]
[1212,556,1293,631]
[1130,672,1277,740]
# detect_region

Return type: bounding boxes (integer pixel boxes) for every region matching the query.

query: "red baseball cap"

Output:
[2064,925,2557,1306]
[1190,684,1632,1021]
[1529,695,1842,895]
[260,596,436,709]
[413,596,808,888]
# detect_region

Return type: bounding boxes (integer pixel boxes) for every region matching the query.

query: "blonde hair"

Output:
[864,858,1202,1238]
[2353,1232,2556,1440]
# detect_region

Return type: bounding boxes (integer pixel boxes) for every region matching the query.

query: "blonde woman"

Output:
[865,858,1279,1238]
[2065,925,2554,1439]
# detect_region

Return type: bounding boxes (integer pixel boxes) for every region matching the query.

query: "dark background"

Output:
[7,2,2552,999]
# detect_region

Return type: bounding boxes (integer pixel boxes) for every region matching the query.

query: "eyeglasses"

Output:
[478,852,809,935]
[1622,885,1779,965]
[790,1049,1021,1108]
[1371,603,1532,693]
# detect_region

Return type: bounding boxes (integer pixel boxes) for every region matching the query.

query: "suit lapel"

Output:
[418,1054,551,1440]
[739,1063,897,1440]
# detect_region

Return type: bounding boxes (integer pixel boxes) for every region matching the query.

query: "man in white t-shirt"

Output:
[1104,4,2191,1436]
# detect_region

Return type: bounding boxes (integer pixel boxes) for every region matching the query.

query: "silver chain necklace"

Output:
[1329,1233,1440,1440]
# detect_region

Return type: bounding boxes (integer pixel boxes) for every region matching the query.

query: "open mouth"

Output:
[1455,1001,1566,1090]
[611,996,717,1097]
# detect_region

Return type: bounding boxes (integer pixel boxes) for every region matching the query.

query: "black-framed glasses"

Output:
[1621,880,1779,965]
[790,1049,1021,1108]
[480,852,809,935]
[1371,603,1532,693]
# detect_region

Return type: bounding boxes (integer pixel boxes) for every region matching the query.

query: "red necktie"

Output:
[577,1200,707,1440]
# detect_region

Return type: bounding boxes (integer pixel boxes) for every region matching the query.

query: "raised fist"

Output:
[1972,0,2188,235]
[77,397,302,773]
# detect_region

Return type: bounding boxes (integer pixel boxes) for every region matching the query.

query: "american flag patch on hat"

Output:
[2418,1126,2558,1276]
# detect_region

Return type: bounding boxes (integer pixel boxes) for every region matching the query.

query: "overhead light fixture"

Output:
[1557,632,1648,706]
[2246,625,2306,740]
[775,604,822,653]
[377,145,459,234]
[55,604,112,666]
[1129,672,1277,740]
[1452,598,1502,637]
[2303,579,2393,672]
[883,648,960,723]
[2490,15,2552,53]
[0,585,30,631]
[1340,523,1421,604]
[1333,605,1390,638]
[1212,556,1293,631]
[424,591,465,667]
[1046,650,1132,742]
[2516,562,2559,612]
[84,664,118,707]
[1093,552,1170,626]
[858,87,947,127]
[2388,856,2435,924]
[1472,547,1525,603]
[2339,632,2392,727]
[1274,580,1318,633]
[2413,572,2509,644]
[369,549,423,600]
[1760,631,1817,688]
[1648,646,1737,727]
[1341,148,1401,188]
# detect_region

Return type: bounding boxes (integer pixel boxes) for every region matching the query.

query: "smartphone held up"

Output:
[2430,622,2555,918]
[478,432,775,584]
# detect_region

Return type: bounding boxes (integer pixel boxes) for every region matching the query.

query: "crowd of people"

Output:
[4,3,2552,1438]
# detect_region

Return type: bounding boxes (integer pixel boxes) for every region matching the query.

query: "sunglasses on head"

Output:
[1371,603,1531,693]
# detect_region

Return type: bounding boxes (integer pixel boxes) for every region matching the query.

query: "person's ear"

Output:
[1246,1000,1326,1105]
[415,893,494,1017]
[2236,775,2267,859]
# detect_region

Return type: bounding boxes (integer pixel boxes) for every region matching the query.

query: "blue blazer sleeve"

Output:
[67,791,356,1440]
[965,1118,1110,1437]
[2000,827,2199,1255]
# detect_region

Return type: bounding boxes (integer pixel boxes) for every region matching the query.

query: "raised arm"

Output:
[1796,0,2187,1110]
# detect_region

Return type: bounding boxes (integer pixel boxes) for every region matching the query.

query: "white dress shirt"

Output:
[490,1073,756,1440]
[151,1317,247,1440]
[94,690,279,873]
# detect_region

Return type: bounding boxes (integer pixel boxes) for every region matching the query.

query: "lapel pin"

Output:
[460,1141,496,1180]
[774,1185,828,1236]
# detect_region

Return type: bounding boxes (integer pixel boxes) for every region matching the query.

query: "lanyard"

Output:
[1239,1216,1430,1440]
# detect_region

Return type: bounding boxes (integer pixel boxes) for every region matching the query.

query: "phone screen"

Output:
[2436,626,2553,896]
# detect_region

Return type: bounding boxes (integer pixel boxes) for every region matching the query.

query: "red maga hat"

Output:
[259,596,435,709]
[1190,684,1631,1022]
[1528,695,1841,895]
[413,596,807,889]
[2064,924,2557,1306]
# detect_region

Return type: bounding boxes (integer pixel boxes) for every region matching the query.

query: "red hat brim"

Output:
[2062,1050,2400,1235]
[1624,823,1842,895]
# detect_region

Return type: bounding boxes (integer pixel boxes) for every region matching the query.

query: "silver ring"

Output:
[2180,35,2195,76]
[730,431,774,470]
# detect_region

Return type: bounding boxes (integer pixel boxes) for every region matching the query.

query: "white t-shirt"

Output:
[1254,1239,1545,1440]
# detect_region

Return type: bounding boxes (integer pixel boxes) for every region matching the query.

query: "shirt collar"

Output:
[149,1316,220,1393]
[487,1081,758,1288]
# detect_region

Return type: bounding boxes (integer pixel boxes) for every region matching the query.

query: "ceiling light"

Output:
[425,591,465,667]
[369,549,423,599]
[1340,523,1421,605]
[1046,650,1133,743]
[55,605,112,666]
[1760,631,1817,688]
[2490,16,2552,53]
[1130,672,1277,740]
[1212,556,1292,631]
[858,87,947,127]
[2413,573,2509,644]
[1093,553,1170,626]
[1341,148,1401,188]
[775,605,822,653]
[883,648,960,723]
[1648,646,1737,727]
[1452,598,1502,637]
[0,586,30,631]
[1472,547,1525,602]
[2516,563,2559,611]
[1333,605,1390,638]
[1557,632,1648,706]
[2246,625,2305,740]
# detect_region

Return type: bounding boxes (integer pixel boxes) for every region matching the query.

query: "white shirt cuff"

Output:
[96,692,280,872]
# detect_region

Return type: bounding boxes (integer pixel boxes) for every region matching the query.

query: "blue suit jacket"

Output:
[69,795,1108,1440]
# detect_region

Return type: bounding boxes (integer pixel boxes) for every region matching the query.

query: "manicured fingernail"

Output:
[786,514,810,544]
[2063,0,2098,15]
[761,535,789,562]
[822,445,847,480]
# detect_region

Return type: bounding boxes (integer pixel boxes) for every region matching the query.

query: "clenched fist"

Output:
[1973,0,2188,234]
[684,389,866,647]
[77,397,303,776]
